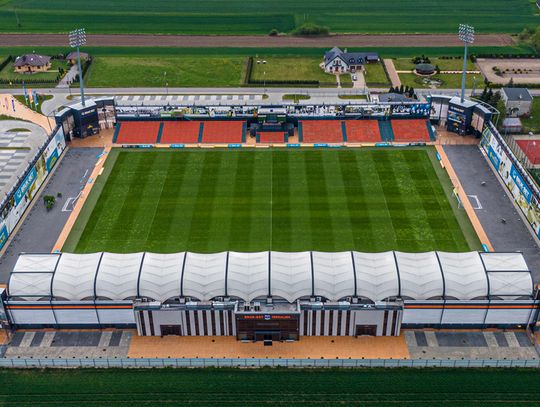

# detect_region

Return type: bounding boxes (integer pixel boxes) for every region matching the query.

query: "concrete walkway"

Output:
[56,65,78,89]
[383,59,401,88]
[0,94,54,132]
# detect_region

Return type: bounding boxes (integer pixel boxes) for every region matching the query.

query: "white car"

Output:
[352,74,357,81]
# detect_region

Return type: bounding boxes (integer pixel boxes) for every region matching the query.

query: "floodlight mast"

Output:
[458,24,474,103]
[69,28,87,107]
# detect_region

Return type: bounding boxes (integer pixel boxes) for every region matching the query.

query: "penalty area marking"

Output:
[62,191,83,212]
[467,195,483,210]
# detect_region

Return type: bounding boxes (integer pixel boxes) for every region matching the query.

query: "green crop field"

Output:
[2,368,540,406]
[85,56,247,87]
[63,148,479,254]
[0,0,537,34]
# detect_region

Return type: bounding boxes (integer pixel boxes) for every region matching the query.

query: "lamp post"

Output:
[69,28,87,107]
[458,24,474,103]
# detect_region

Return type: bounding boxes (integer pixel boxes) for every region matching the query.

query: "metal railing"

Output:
[1,358,540,368]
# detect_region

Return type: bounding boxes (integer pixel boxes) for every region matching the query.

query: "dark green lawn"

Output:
[2,368,540,406]
[65,148,476,254]
[0,0,537,34]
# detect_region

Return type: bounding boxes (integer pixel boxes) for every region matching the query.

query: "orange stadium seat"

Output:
[300,120,344,143]
[258,132,287,143]
[201,121,245,144]
[345,120,381,143]
[391,119,430,142]
[115,121,160,144]
[160,121,202,144]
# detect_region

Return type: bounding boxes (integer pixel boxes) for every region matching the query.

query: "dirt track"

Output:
[0,33,515,48]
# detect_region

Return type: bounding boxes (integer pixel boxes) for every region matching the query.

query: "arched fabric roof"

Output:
[312,252,355,301]
[437,251,488,299]
[7,251,534,302]
[138,252,185,302]
[52,252,102,300]
[181,252,227,300]
[396,252,444,300]
[353,251,399,301]
[271,251,312,303]
[227,251,269,302]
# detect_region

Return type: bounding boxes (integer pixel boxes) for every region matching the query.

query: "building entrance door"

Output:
[355,325,377,336]
[160,325,182,336]
[255,331,281,342]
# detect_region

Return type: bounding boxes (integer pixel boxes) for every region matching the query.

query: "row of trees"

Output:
[388,85,417,99]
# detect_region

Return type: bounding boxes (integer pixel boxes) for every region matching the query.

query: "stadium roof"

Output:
[8,251,533,303]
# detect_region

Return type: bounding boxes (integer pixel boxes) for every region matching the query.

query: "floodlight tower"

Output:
[458,24,474,103]
[69,28,87,106]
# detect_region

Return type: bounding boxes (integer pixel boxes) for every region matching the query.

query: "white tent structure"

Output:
[8,251,534,302]
[4,251,537,336]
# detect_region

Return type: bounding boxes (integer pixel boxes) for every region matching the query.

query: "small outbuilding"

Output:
[501,87,533,117]
[66,51,89,65]
[13,53,51,74]
[415,63,436,76]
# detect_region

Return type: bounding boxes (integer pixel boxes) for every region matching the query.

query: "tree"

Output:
[268,28,278,36]
[43,195,55,211]
[507,78,515,88]
[399,84,404,94]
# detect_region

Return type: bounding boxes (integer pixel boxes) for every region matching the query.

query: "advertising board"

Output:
[481,126,540,237]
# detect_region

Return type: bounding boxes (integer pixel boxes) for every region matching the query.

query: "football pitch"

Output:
[64,148,479,254]
[2,368,540,406]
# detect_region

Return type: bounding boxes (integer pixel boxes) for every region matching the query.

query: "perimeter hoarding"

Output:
[0,126,67,250]
[481,125,540,237]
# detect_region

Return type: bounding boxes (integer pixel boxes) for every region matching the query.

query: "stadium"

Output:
[1,93,540,344]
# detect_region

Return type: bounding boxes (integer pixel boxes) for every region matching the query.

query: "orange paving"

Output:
[128,335,410,359]
[70,129,114,147]
[52,145,112,252]
[0,93,55,131]
[435,145,493,251]
[0,330,6,345]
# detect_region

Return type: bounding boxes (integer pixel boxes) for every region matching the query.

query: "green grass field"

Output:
[392,57,476,72]
[399,72,480,89]
[0,0,537,34]
[2,368,540,406]
[64,148,479,254]
[0,59,65,82]
[85,56,246,87]
[364,62,390,86]
[521,97,540,133]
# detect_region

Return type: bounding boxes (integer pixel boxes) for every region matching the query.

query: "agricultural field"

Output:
[0,0,536,34]
[85,56,246,87]
[2,368,540,406]
[63,148,478,254]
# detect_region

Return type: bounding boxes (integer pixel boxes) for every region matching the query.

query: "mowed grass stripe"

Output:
[304,150,335,251]
[72,149,475,254]
[403,151,464,251]
[145,152,191,252]
[272,150,293,250]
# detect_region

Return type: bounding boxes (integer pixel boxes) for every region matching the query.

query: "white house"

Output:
[323,47,379,73]
[501,88,533,117]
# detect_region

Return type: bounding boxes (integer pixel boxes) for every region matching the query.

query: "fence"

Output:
[1,358,540,368]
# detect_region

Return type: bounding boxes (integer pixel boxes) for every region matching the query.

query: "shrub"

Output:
[43,195,55,211]
[291,23,329,37]
[268,28,279,36]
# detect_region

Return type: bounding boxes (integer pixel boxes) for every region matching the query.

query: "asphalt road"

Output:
[0,148,101,283]
[444,145,540,281]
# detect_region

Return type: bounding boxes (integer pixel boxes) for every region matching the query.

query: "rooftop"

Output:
[13,54,51,68]
[502,87,533,102]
